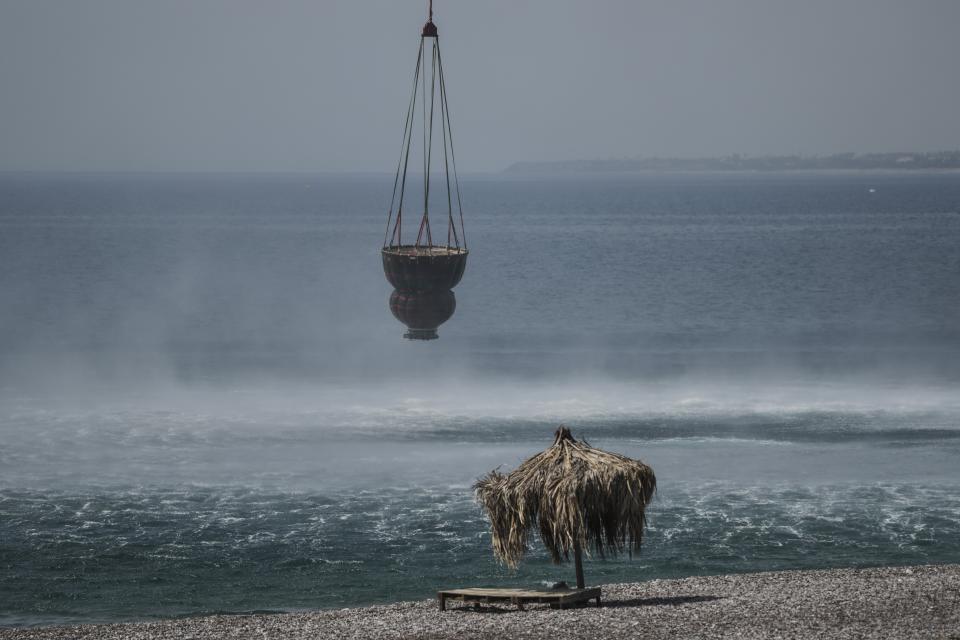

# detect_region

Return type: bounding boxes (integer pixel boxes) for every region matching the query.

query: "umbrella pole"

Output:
[573,541,585,589]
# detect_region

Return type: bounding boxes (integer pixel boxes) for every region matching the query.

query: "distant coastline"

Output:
[505,151,960,173]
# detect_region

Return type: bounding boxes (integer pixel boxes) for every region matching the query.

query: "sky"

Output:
[1,0,959,173]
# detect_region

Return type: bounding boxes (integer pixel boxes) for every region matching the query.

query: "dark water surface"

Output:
[1,171,959,625]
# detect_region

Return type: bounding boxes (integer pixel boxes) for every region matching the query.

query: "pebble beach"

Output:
[3,564,958,640]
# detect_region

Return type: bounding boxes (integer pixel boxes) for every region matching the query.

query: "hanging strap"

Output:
[384,3,466,252]
[437,45,466,249]
[385,39,425,248]
[416,40,439,248]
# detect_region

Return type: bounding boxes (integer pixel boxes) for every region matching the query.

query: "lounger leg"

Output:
[596,595,602,608]
[438,594,446,611]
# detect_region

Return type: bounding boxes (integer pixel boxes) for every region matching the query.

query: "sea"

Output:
[1,170,959,626]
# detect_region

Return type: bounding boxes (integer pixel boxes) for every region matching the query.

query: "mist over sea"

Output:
[1,171,959,625]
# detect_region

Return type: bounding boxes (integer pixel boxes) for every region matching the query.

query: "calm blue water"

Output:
[1,171,959,626]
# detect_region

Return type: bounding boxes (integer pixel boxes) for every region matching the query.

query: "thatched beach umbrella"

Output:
[475,426,656,590]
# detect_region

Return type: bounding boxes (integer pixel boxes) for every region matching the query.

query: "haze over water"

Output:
[1,171,959,625]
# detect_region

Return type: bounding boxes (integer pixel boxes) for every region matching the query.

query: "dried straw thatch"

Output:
[474,426,656,581]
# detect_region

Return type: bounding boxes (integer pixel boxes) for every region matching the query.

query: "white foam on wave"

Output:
[3,375,958,433]
[3,375,959,490]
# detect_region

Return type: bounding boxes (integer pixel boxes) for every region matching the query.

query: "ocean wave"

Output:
[2,482,959,625]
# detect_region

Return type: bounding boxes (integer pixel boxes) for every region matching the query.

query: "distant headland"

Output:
[505,151,960,173]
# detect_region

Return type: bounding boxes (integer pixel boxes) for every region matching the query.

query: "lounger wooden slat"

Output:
[437,587,601,611]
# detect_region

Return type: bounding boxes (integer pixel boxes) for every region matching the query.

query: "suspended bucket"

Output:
[382,246,468,293]
[381,2,469,339]
[389,288,457,341]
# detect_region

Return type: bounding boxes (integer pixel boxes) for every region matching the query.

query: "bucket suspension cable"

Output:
[383,3,465,251]
[437,45,466,249]
[384,40,424,250]
[416,39,438,248]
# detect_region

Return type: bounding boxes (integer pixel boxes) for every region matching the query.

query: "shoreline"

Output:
[3,564,958,639]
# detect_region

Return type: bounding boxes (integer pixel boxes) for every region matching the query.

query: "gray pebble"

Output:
[2,565,959,639]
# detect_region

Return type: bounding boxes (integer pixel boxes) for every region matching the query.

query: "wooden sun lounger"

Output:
[436,587,602,611]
